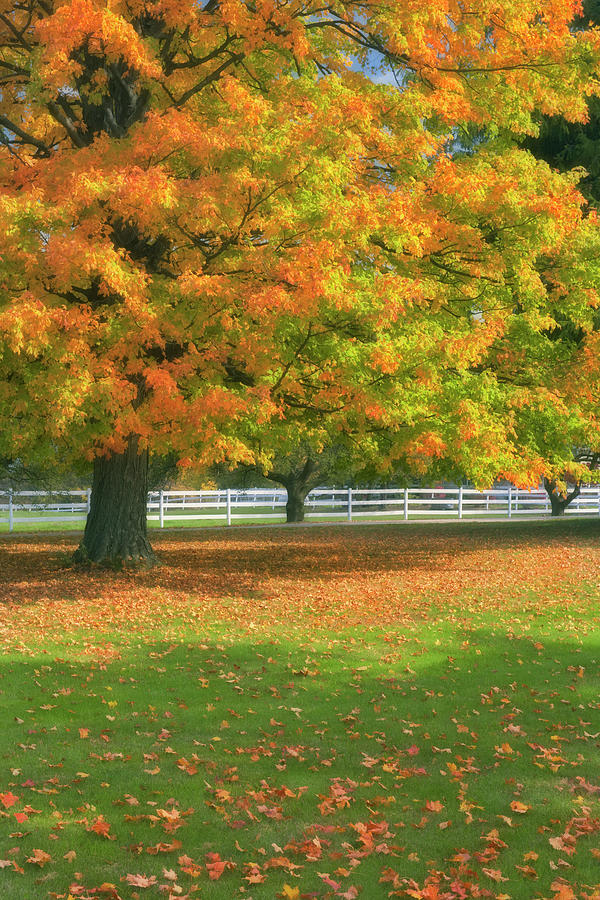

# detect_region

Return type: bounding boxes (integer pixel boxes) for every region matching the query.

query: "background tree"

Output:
[237,436,366,523]
[0,0,599,563]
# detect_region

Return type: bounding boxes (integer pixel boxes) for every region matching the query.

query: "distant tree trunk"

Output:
[285,479,309,522]
[73,434,157,566]
[269,458,319,523]
[543,477,581,517]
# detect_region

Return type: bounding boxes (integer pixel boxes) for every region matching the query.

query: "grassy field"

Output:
[1,520,600,899]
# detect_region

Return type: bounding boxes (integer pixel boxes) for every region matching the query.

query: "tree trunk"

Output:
[74,435,157,566]
[549,494,566,516]
[266,458,319,523]
[543,477,580,518]
[286,481,308,523]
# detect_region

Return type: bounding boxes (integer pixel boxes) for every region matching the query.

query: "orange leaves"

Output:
[178,855,203,878]
[206,851,235,879]
[407,432,448,461]
[25,848,51,867]
[1,0,598,489]
[424,800,444,813]
[87,815,114,839]
[550,884,578,900]
[509,800,531,814]
[4,524,600,900]
[175,756,198,776]
[36,0,161,91]
[0,791,19,809]
[146,840,182,855]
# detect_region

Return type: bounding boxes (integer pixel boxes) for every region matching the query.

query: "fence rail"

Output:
[1,485,600,532]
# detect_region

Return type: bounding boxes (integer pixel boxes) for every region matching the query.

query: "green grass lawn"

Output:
[1,521,599,898]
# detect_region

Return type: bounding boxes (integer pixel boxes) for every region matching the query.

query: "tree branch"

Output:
[175,52,244,107]
[0,113,51,155]
[47,100,87,148]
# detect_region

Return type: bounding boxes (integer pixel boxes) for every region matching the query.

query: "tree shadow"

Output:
[1,518,599,613]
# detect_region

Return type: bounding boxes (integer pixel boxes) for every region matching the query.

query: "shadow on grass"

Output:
[1,617,600,898]
[1,518,600,611]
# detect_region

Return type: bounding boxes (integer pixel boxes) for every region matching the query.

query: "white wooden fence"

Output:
[1,485,600,532]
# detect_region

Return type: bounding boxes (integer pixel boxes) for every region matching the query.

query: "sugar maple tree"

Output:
[0,0,599,563]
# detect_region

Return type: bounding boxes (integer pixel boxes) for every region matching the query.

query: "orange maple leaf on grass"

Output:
[26,848,52,867]
[510,800,531,814]
[88,815,114,838]
[424,800,444,812]
[0,791,19,808]
[206,851,235,879]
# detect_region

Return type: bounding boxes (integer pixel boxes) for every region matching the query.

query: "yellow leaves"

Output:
[0,294,52,357]
[510,800,531,814]
[43,229,149,309]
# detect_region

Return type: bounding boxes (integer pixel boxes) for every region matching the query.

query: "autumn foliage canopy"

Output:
[1,0,600,558]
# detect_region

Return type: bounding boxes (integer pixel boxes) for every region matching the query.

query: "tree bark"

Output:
[543,477,580,517]
[268,457,319,523]
[74,435,157,566]
[285,481,308,522]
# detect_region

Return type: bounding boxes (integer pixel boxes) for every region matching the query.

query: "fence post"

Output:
[86,488,91,514]
[159,490,164,529]
[458,485,463,520]
[507,485,512,519]
[403,487,408,521]
[226,488,232,526]
[347,487,353,522]
[8,488,14,533]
